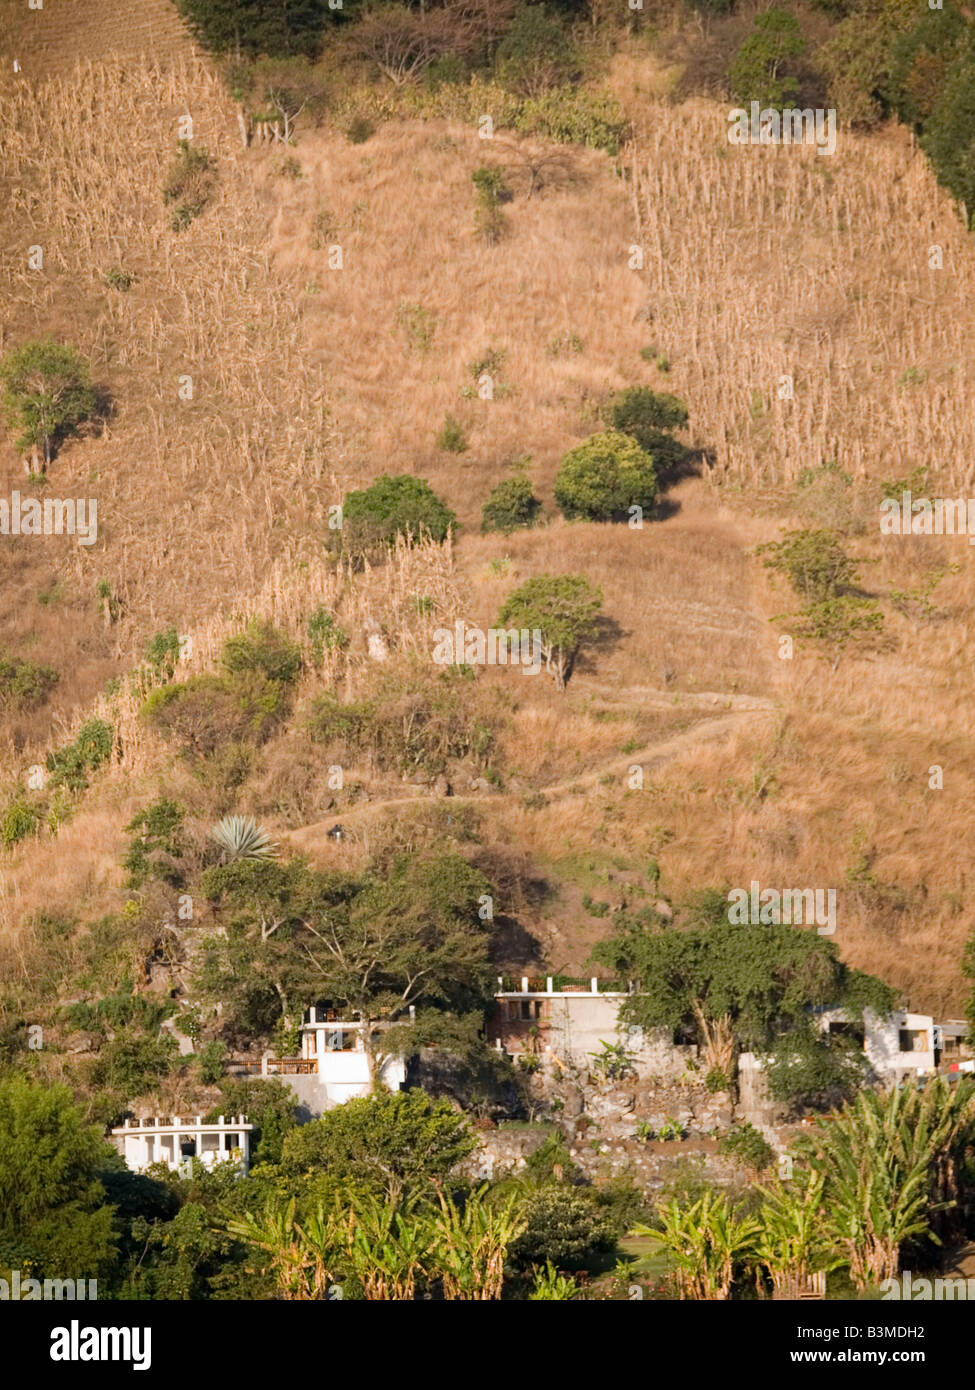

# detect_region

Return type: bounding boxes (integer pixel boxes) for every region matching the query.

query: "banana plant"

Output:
[633,1189,761,1300]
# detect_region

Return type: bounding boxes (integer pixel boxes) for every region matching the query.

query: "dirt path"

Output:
[286,687,779,850]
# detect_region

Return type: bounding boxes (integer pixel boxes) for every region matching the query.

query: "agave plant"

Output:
[210,815,278,863]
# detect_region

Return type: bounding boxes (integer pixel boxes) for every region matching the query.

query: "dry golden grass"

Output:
[3,46,975,1012]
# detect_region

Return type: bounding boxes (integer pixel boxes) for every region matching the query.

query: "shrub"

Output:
[508,1187,617,1271]
[195,1040,228,1085]
[512,86,629,154]
[307,608,349,664]
[145,626,181,681]
[921,39,975,224]
[0,338,97,469]
[210,815,278,862]
[339,473,456,554]
[603,386,690,485]
[728,9,807,107]
[472,165,511,243]
[46,719,114,791]
[141,673,287,755]
[495,4,578,98]
[162,141,217,232]
[436,413,468,453]
[221,620,302,685]
[122,798,185,890]
[0,652,58,710]
[717,1122,775,1172]
[1,799,39,848]
[756,528,861,604]
[554,430,657,522]
[481,475,541,533]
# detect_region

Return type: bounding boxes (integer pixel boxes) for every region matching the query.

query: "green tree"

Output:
[603,387,690,486]
[278,1090,477,1201]
[554,430,657,522]
[780,595,885,670]
[122,797,186,890]
[221,620,302,684]
[0,1076,117,1279]
[633,1189,761,1300]
[340,473,456,554]
[497,573,602,689]
[481,474,542,533]
[0,339,97,470]
[593,915,895,1091]
[728,8,808,107]
[795,1079,975,1286]
[175,0,343,59]
[495,4,578,97]
[921,35,975,225]
[756,528,861,604]
[508,1186,617,1271]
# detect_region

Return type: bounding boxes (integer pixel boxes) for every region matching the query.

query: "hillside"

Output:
[1,7,975,1038]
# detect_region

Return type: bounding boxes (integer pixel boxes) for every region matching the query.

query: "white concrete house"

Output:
[488,976,697,1081]
[817,1007,936,1081]
[112,1114,253,1174]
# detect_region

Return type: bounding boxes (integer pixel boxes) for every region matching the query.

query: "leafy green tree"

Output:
[495,4,578,97]
[0,339,97,470]
[175,0,343,58]
[765,1019,869,1111]
[123,797,186,890]
[757,528,862,604]
[278,1090,477,1201]
[340,473,456,554]
[497,573,602,689]
[593,915,895,1091]
[0,1076,117,1279]
[481,473,541,534]
[554,430,657,522]
[221,620,302,684]
[197,851,494,1075]
[888,3,967,130]
[921,35,975,225]
[508,1186,617,1271]
[603,387,690,486]
[207,1078,300,1165]
[728,8,807,107]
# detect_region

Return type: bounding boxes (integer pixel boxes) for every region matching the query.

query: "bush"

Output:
[921,39,975,224]
[1,799,39,847]
[717,1122,775,1172]
[495,4,578,98]
[195,1040,227,1085]
[141,673,288,755]
[145,627,181,680]
[508,1186,618,1271]
[554,430,657,522]
[481,474,541,533]
[339,473,456,554]
[436,413,468,453]
[603,386,690,485]
[162,141,217,232]
[756,528,861,604]
[221,620,302,685]
[471,165,511,244]
[512,86,629,154]
[0,652,58,710]
[46,719,114,791]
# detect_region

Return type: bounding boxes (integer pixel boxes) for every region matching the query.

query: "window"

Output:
[899,1029,928,1053]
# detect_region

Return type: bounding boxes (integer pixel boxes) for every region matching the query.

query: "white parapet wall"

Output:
[112,1114,253,1174]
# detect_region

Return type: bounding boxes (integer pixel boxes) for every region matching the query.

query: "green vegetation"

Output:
[340,473,456,554]
[497,574,602,689]
[554,430,657,522]
[0,339,97,469]
[0,651,58,711]
[162,141,217,232]
[481,473,541,534]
